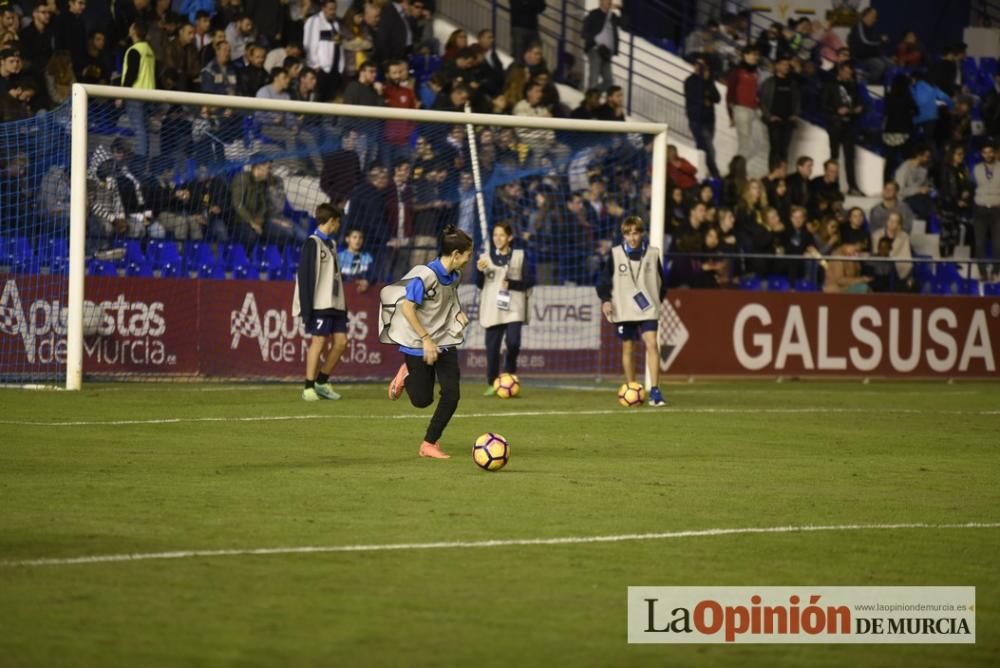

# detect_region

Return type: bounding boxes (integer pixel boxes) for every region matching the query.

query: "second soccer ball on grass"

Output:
[493,373,520,399]
[617,382,646,407]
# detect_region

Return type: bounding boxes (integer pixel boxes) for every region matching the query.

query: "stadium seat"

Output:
[982,57,999,77]
[224,243,252,273]
[124,241,153,277]
[738,276,761,291]
[984,283,1000,296]
[962,57,979,83]
[285,242,303,274]
[46,237,70,275]
[794,278,818,292]
[200,262,226,279]
[10,237,38,274]
[233,262,260,280]
[86,258,119,277]
[764,275,790,292]
[150,241,184,277]
[193,243,224,279]
[259,244,288,280]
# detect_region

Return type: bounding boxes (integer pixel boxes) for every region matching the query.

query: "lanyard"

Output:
[622,243,646,287]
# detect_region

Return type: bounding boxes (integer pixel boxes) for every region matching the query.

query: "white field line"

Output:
[3,407,999,427]
[3,522,998,568]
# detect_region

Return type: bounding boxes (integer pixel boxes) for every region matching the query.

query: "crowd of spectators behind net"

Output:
[0,0,656,290]
[0,0,998,295]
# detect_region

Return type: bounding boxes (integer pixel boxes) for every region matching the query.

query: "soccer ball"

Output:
[492,373,520,399]
[617,382,646,407]
[473,432,510,471]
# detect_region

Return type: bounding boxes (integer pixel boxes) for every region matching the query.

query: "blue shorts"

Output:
[305,310,348,336]
[616,320,657,341]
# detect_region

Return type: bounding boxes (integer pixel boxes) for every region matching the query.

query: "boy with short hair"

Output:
[596,216,668,406]
[293,203,348,401]
[338,227,375,293]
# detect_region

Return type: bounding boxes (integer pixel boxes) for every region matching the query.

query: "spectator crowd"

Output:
[678,6,1000,292]
[0,1,998,293]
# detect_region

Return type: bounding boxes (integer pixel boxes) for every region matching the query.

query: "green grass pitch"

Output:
[1,380,998,667]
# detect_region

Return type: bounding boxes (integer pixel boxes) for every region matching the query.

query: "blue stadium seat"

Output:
[794,278,818,292]
[224,243,252,272]
[10,237,38,274]
[284,242,303,273]
[150,241,184,277]
[259,244,288,280]
[87,258,119,277]
[982,57,999,77]
[960,278,981,296]
[984,283,1000,296]
[962,57,979,82]
[200,262,226,279]
[46,237,70,275]
[764,275,790,292]
[233,263,260,280]
[738,276,761,291]
[124,241,153,277]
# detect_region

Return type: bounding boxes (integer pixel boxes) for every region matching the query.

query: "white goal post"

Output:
[66,83,669,390]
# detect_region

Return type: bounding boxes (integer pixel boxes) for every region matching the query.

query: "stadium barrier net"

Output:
[0,85,668,387]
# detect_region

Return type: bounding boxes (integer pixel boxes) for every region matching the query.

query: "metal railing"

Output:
[434,0,695,139]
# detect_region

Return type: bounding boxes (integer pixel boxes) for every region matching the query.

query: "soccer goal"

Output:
[0,83,667,389]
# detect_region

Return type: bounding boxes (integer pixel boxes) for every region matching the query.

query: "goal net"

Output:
[0,84,666,387]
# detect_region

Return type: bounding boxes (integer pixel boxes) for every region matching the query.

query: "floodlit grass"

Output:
[1,380,998,667]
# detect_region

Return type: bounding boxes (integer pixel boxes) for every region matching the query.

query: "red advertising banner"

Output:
[0,274,199,376]
[2,274,997,380]
[659,289,999,378]
[200,279,395,378]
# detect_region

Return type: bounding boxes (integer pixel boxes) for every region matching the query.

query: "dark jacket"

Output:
[884,89,918,134]
[510,0,547,30]
[375,1,411,64]
[937,163,973,216]
[684,72,720,127]
[821,76,865,125]
[582,8,619,56]
[847,22,883,60]
[759,74,801,120]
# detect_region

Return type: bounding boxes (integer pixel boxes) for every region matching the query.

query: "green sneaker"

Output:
[314,382,342,400]
[302,388,320,401]
[483,385,497,397]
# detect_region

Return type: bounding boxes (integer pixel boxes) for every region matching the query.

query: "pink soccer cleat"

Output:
[418,441,450,459]
[388,363,409,400]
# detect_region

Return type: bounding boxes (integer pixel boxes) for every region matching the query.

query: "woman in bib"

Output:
[475,222,535,396]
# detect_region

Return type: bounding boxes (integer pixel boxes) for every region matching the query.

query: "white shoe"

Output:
[314,382,341,400]
[302,388,320,401]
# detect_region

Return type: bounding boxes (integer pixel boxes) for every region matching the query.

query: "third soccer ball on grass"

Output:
[617,382,646,407]
[493,373,520,399]
[473,433,510,471]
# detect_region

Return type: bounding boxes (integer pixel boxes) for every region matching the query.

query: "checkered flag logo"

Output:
[658,299,689,372]
[230,292,266,358]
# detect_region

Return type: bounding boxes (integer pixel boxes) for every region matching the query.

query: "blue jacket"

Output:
[911,80,954,125]
[180,0,215,23]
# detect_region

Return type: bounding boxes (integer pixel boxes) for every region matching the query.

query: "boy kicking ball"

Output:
[597,216,668,407]
[380,225,474,459]
[293,203,348,401]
